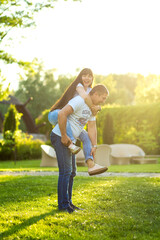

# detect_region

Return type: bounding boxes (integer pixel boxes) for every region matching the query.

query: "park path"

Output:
[0,171,160,177]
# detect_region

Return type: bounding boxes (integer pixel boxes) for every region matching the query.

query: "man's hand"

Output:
[58,105,73,146]
[88,120,97,159]
[90,146,97,159]
[61,134,72,147]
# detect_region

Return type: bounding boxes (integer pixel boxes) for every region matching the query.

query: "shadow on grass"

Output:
[0,175,97,207]
[0,209,57,239]
[0,175,58,207]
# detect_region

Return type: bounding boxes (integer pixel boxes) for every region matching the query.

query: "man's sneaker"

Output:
[70,203,84,211]
[68,143,81,154]
[60,206,74,213]
[88,163,108,176]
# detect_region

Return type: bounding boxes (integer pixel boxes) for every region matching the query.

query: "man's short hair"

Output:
[90,84,109,96]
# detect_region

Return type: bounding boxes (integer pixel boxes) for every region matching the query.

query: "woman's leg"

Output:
[48,110,75,141]
[79,130,108,176]
[79,129,93,162]
[48,109,60,125]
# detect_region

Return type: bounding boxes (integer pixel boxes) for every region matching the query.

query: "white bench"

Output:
[131,157,158,164]
[76,144,111,167]
[40,145,58,167]
[110,144,145,165]
[95,144,111,167]
[40,144,111,167]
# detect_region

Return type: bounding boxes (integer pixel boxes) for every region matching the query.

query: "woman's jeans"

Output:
[48,110,74,141]
[50,131,76,209]
[48,110,93,162]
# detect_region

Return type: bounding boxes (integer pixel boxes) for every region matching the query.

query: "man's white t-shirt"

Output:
[52,96,95,139]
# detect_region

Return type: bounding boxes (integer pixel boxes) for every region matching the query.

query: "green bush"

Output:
[15,131,44,160]
[16,138,43,160]
[97,102,160,154]
[0,131,44,161]
[1,105,22,160]
[3,104,22,138]
[0,105,44,161]
[103,113,114,144]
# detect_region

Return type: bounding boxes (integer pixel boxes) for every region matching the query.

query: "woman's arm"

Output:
[76,85,101,115]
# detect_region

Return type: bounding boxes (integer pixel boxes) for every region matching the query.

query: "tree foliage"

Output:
[0,0,79,65]
[14,61,79,119]
[57,74,74,93]
[0,71,10,101]
[135,74,160,104]
[15,61,59,119]
[94,73,137,105]
[0,0,55,64]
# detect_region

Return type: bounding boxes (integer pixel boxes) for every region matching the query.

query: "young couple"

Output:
[49,68,109,213]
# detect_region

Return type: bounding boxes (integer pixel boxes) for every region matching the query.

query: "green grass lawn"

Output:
[0,175,160,240]
[0,158,160,173]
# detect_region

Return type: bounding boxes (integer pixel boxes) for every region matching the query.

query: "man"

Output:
[50,84,109,213]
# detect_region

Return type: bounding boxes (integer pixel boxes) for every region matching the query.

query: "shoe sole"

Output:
[88,167,108,176]
[70,147,81,155]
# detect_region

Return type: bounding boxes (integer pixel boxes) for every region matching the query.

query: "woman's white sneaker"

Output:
[68,143,81,154]
[88,163,108,176]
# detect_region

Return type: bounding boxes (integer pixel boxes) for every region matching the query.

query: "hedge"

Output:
[97,102,160,154]
[0,134,44,161]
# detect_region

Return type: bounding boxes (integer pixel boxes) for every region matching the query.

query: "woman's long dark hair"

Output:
[50,68,93,111]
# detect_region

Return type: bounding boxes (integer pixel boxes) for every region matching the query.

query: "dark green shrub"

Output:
[3,104,22,138]
[103,113,114,144]
[2,105,22,161]
[15,131,44,160]
[16,138,43,160]
[0,136,13,160]
[0,131,16,160]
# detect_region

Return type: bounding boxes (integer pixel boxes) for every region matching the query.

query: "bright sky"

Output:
[2,0,160,90]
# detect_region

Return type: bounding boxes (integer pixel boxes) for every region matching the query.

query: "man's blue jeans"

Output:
[50,131,76,210]
[48,110,93,162]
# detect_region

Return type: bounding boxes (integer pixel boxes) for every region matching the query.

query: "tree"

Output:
[3,104,22,137]
[135,74,160,104]
[0,0,79,65]
[15,61,59,119]
[94,74,117,104]
[0,71,10,101]
[2,104,22,162]
[95,73,138,105]
[57,74,74,93]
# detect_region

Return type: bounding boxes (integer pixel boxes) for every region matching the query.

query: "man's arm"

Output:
[58,104,73,146]
[88,120,97,158]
